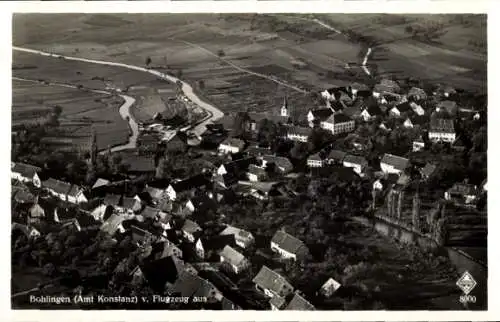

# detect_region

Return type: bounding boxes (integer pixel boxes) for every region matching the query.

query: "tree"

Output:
[231,111,252,139]
[155,157,171,179]
[198,80,205,90]
[217,49,225,58]
[145,56,152,66]
[176,69,183,79]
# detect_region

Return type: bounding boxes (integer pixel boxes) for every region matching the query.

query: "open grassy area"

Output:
[12,79,128,151]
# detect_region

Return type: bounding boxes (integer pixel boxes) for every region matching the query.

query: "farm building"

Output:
[270,230,309,261]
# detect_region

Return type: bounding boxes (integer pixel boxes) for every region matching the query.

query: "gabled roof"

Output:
[150,241,182,260]
[285,292,315,310]
[220,245,246,267]
[200,234,236,253]
[262,155,293,172]
[252,265,293,296]
[220,137,245,150]
[100,213,125,235]
[182,219,202,234]
[308,153,322,162]
[430,118,455,133]
[269,295,287,309]
[324,113,352,124]
[409,114,429,126]
[144,186,166,200]
[43,178,72,195]
[381,153,409,171]
[309,108,333,121]
[246,146,272,157]
[12,162,41,178]
[140,206,160,219]
[408,87,427,98]
[104,194,121,206]
[122,197,141,211]
[76,214,99,228]
[271,230,307,255]
[67,185,85,198]
[221,157,257,175]
[220,225,254,241]
[286,126,312,137]
[248,164,267,177]
[167,271,202,297]
[364,104,383,116]
[92,178,110,189]
[343,154,368,167]
[420,163,437,178]
[327,150,346,161]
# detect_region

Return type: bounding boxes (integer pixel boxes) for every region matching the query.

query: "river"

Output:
[13,46,224,149]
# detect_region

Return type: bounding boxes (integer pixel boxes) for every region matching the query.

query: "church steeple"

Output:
[281,95,289,117]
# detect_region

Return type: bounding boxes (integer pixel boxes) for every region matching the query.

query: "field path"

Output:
[13,46,224,142]
[170,38,308,94]
[13,76,138,154]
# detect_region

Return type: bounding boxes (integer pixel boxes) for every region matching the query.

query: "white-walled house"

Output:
[11,162,43,187]
[220,225,255,249]
[343,154,368,175]
[42,178,87,204]
[218,138,245,154]
[219,245,249,274]
[429,118,456,143]
[320,113,355,135]
[252,265,294,298]
[380,154,409,175]
[270,230,309,261]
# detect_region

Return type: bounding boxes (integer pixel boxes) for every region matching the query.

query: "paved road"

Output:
[13,76,138,153]
[13,46,224,140]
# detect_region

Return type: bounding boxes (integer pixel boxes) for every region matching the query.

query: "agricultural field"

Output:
[12,79,128,151]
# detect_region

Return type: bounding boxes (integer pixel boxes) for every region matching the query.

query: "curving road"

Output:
[13,76,138,154]
[13,46,224,141]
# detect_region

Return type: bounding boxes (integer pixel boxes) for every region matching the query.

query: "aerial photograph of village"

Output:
[11,13,487,310]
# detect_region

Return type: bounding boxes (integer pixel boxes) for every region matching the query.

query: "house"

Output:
[217,157,257,176]
[103,193,121,207]
[320,113,355,135]
[121,197,143,214]
[307,153,324,168]
[90,203,113,222]
[252,265,294,298]
[143,186,167,203]
[285,126,312,142]
[285,292,315,310]
[12,189,35,204]
[409,101,426,116]
[166,174,210,200]
[43,178,87,204]
[360,105,383,121]
[408,87,427,101]
[412,136,425,152]
[11,162,43,187]
[307,108,333,127]
[349,82,370,97]
[325,100,344,113]
[167,271,222,303]
[164,132,188,153]
[390,102,413,118]
[238,181,282,201]
[445,183,479,205]
[91,178,110,190]
[262,155,293,174]
[343,154,368,175]
[12,223,41,240]
[219,225,255,249]
[100,213,126,236]
[380,154,409,175]
[318,277,342,298]
[270,230,309,261]
[429,118,456,143]
[420,163,437,181]
[218,138,245,154]
[181,219,202,242]
[436,100,458,116]
[74,214,100,232]
[247,164,268,182]
[326,150,346,165]
[149,240,183,260]
[269,294,287,310]
[67,185,88,204]
[195,234,236,261]
[219,245,250,274]
[403,115,428,128]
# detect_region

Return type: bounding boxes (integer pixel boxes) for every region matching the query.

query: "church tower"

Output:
[280,96,289,117]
